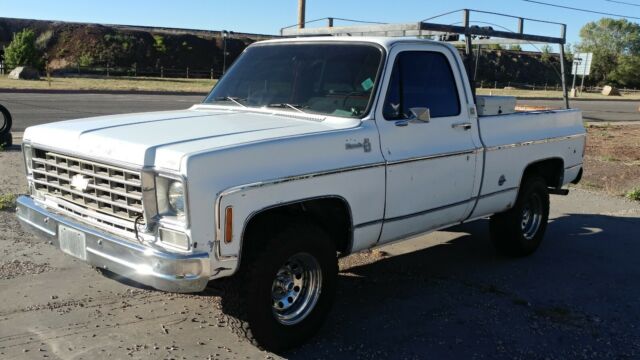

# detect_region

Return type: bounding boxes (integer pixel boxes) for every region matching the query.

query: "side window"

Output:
[383,51,461,120]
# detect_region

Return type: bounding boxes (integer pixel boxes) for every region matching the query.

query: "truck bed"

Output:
[470,109,586,219]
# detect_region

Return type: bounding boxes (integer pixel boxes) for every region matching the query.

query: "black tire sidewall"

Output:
[0,104,12,136]
[245,224,337,352]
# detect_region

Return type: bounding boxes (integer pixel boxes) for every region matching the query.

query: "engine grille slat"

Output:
[31,149,144,223]
[31,169,143,201]
[32,158,142,187]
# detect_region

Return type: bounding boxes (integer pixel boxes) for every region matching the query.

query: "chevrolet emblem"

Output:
[70,174,91,192]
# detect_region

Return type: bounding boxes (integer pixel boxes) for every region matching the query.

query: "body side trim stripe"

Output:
[485,133,586,152]
[386,149,479,166]
[354,186,518,229]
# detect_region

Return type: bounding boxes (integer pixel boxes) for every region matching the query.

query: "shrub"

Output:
[0,193,16,211]
[153,35,167,54]
[4,28,41,69]
[77,52,94,67]
[626,188,640,201]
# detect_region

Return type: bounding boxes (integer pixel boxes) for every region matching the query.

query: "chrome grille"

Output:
[31,149,144,223]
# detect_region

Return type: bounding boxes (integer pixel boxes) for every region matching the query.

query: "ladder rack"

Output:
[281,9,570,108]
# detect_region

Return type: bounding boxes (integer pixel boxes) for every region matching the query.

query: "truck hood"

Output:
[24,105,354,171]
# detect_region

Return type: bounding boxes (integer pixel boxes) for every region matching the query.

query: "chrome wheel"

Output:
[271,252,322,326]
[521,193,543,240]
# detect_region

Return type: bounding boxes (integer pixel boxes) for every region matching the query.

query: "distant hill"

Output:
[0,17,275,74]
[0,17,566,86]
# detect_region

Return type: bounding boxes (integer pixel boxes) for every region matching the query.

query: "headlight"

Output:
[155,176,187,221]
[168,181,185,216]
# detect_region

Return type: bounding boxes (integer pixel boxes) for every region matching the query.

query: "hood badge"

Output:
[71,174,92,192]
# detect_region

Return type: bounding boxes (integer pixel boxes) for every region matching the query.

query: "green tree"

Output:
[3,28,41,69]
[508,44,523,51]
[609,55,640,87]
[577,18,640,85]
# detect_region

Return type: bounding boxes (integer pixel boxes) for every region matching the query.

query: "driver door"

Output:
[376,44,480,244]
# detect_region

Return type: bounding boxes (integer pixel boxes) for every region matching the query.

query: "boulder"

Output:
[601,85,620,96]
[8,66,40,80]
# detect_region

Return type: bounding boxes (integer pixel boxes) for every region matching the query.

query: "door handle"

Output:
[452,122,472,130]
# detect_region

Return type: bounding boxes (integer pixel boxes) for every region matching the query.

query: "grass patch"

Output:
[601,155,620,162]
[0,75,216,93]
[626,188,640,201]
[0,193,16,211]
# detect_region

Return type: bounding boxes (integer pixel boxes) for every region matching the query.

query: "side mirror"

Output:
[409,107,430,122]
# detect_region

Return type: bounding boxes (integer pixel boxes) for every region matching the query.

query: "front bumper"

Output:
[16,195,210,293]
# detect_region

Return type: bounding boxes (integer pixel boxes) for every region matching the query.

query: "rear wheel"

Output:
[490,176,550,256]
[0,104,12,147]
[221,221,338,352]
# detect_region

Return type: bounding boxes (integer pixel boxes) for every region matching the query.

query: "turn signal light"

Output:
[224,206,233,244]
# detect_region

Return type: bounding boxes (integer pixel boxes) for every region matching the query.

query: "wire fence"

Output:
[64,64,223,79]
[476,81,640,94]
[476,81,563,91]
[3,61,640,94]
[0,61,224,80]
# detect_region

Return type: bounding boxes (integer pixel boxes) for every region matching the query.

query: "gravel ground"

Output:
[1,146,639,359]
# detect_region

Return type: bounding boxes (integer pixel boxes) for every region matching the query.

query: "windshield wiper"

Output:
[266,103,306,114]
[213,96,247,108]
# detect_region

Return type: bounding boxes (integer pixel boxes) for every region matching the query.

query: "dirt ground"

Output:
[576,124,640,197]
[1,125,640,358]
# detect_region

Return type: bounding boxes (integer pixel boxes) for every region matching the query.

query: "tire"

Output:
[0,131,12,148]
[220,220,338,352]
[490,176,550,257]
[0,104,12,137]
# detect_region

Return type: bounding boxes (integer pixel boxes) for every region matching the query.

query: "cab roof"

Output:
[254,36,455,51]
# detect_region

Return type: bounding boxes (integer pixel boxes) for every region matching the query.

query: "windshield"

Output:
[204,43,383,118]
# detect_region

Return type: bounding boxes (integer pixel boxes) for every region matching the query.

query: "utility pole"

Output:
[298,0,306,29]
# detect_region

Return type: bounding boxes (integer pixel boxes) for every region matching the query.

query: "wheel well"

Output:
[242,197,352,256]
[522,158,564,188]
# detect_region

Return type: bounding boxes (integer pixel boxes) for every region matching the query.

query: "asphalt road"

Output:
[522,99,640,122]
[0,93,205,132]
[0,92,638,132]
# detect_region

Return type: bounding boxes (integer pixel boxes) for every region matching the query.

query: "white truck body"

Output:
[17,37,585,294]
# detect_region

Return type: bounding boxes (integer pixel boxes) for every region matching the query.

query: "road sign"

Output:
[571,52,593,76]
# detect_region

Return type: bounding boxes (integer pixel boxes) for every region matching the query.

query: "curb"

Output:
[516,96,640,103]
[0,88,209,96]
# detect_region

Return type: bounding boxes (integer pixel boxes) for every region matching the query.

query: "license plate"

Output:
[58,225,87,260]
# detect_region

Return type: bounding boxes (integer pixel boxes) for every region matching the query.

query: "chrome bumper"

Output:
[16,195,210,293]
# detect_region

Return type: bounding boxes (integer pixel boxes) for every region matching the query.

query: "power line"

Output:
[606,0,640,7]
[522,0,640,19]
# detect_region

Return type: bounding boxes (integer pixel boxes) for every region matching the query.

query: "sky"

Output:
[0,0,638,49]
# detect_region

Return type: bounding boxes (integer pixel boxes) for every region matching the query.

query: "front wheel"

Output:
[490,176,550,256]
[223,222,338,352]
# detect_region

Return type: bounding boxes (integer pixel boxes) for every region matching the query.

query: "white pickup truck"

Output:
[17,37,585,351]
